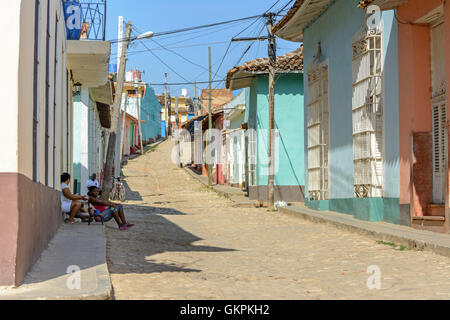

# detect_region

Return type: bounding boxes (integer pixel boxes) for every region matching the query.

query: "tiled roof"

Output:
[272,0,304,34]
[226,46,303,89]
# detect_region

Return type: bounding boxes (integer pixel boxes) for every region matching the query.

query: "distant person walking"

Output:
[86,173,99,192]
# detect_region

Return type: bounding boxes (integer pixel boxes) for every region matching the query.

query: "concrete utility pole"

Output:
[267,13,277,211]
[208,47,213,187]
[119,91,129,162]
[102,21,132,200]
[164,73,169,138]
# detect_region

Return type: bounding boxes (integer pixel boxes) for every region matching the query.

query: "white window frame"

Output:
[352,21,384,198]
[307,60,330,201]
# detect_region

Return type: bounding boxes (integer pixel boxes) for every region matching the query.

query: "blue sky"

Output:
[105,0,300,97]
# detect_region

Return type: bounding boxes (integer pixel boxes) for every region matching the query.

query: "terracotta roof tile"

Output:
[226,46,303,89]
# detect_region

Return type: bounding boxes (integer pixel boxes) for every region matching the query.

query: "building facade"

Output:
[227,48,306,202]
[0,0,72,286]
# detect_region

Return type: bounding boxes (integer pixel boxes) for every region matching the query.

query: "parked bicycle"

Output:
[109,177,126,202]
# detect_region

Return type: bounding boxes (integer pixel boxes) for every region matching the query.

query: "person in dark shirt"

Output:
[87,186,134,231]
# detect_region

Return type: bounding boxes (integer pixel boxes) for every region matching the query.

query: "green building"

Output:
[226,47,305,202]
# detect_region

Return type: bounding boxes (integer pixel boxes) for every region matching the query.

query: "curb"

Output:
[183,167,256,208]
[0,224,112,300]
[279,205,450,258]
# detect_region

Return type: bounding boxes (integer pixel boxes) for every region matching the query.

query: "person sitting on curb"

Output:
[87,186,134,231]
[61,173,88,224]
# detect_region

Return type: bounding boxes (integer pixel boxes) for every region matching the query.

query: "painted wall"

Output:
[0,0,70,286]
[246,73,305,188]
[140,85,162,143]
[302,0,400,222]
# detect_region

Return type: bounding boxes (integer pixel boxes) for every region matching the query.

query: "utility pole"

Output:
[119,91,129,163]
[267,13,276,211]
[175,96,181,167]
[231,13,277,210]
[194,81,197,115]
[164,73,169,138]
[102,21,132,200]
[208,47,213,186]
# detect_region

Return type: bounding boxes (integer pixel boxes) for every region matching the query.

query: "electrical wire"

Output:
[133,31,191,83]
[110,14,263,43]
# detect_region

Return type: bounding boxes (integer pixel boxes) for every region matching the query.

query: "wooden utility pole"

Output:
[119,91,129,162]
[102,21,132,200]
[267,13,277,211]
[208,47,213,186]
[164,73,169,138]
[231,13,277,209]
[175,97,181,167]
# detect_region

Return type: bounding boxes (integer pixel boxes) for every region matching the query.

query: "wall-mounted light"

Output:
[73,82,82,96]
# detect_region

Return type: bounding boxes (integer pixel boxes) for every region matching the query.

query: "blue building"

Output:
[274,0,403,224]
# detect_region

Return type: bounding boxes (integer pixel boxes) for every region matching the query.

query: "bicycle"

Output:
[109,177,126,202]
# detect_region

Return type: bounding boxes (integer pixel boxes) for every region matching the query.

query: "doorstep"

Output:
[0,224,112,300]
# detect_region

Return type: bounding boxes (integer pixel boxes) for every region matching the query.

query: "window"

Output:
[33,0,41,182]
[307,60,329,201]
[352,23,383,198]
[246,129,257,187]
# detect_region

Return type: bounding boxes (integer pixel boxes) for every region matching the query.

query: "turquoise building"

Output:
[227,48,305,202]
[274,0,404,224]
[140,84,162,143]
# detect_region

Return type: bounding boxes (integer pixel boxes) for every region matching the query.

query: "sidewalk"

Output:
[0,223,112,300]
[279,204,450,258]
[183,166,258,208]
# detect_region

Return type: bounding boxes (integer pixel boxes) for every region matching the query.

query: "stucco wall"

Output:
[0,0,68,286]
[302,0,400,222]
[140,85,162,142]
[252,73,305,187]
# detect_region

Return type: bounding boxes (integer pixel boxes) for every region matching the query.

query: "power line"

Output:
[131,26,209,72]
[133,31,191,83]
[110,14,263,43]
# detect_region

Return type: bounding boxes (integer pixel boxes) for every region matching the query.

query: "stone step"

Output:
[427,204,445,216]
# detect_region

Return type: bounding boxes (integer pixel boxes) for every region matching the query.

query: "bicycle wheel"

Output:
[119,185,126,202]
[109,189,115,201]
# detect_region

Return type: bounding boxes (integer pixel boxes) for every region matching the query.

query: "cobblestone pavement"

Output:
[106,139,450,300]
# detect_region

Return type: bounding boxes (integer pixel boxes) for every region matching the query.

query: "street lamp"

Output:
[133,31,154,41]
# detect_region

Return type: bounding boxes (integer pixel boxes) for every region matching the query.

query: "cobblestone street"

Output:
[106,140,450,300]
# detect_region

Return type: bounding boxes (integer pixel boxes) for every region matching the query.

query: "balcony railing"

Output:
[79,0,106,41]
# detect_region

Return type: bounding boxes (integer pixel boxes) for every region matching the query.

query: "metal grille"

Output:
[247,129,257,186]
[307,60,329,201]
[432,94,447,203]
[79,0,106,41]
[352,26,383,198]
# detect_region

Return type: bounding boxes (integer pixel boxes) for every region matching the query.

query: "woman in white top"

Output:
[61,173,88,224]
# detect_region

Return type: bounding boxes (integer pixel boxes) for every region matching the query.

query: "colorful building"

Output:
[275,0,420,228]
[226,48,305,202]
[223,90,248,189]
[356,0,450,232]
